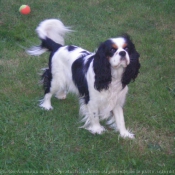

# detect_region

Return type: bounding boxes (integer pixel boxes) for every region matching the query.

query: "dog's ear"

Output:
[122,50,140,88]
[93,41,112,91]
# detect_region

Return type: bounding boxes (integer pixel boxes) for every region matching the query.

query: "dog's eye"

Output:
[110,48,117,54]
[124,47,129,52]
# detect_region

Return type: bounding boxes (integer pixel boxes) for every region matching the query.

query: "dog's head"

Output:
[93,34,140,91]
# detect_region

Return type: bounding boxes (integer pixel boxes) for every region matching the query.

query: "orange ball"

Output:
[19,5,31,15]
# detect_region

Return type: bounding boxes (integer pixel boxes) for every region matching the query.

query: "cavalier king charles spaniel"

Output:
[27,19,140,139]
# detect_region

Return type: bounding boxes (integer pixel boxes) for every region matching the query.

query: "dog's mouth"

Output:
[121,59,129,67]
[113,59,129,68]
[121,56,130,64]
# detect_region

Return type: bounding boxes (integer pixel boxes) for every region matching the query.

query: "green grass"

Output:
[0,0,175,174]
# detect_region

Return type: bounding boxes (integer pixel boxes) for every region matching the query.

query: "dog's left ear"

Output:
[122,50,140,88]
[93,41,112,91]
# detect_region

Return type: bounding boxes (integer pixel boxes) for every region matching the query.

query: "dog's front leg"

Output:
[85,105,105,135]
[113,105,134,139]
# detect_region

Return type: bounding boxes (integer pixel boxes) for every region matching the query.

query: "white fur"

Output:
[27,19,71,56]
[36,18,71,44]
[28,19,135,139]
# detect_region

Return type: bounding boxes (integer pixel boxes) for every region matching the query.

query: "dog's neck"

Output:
[111,66,125,81]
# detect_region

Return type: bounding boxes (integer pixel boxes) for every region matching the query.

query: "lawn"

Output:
[0,0,175,174]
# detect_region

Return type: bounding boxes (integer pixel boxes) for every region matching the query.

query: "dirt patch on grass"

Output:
[0,59,20,68]
[132,123,175,155]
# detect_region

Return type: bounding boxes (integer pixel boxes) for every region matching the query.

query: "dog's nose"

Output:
[119,51,126,57]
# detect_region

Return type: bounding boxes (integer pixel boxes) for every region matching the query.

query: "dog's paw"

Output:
[39,103,53,110]
[88,125,106,135]
[120,130,135,139]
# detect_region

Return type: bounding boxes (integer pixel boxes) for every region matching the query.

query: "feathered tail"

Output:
[26,19,71,56]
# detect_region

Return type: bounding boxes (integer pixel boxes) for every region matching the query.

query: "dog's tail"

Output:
[26,19,71,56]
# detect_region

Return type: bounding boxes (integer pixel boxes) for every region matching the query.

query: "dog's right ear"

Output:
[122,51,140,88]
[93,41,112,91]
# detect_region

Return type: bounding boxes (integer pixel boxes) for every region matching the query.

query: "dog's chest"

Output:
[105,81,122,98]
[98,80,123,113]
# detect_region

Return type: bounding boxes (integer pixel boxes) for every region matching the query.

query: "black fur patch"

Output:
[40,37,63,94]
[41,37,62,52]
[67,45,77,51]
[72,55,93,104]
[42,49,58,94]
[121,34,141,88]
[93,40,112,91]
[122,51,140,88]
[41,68,52,94]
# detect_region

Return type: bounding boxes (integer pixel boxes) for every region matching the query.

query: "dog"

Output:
[27,19,140,138]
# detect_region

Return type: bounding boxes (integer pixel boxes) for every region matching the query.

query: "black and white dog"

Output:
[27,19,140,138]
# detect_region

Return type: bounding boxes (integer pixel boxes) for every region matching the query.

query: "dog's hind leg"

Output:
[55,89,67,100]
[40,75,61,110]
